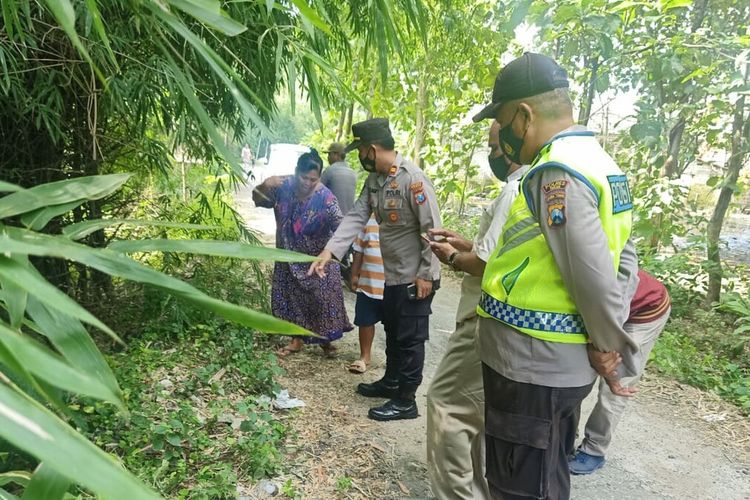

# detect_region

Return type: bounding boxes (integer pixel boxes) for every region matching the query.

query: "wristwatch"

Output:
[447,250,460,270]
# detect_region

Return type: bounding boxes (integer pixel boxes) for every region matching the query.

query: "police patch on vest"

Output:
[547,202,566,226]
[607,175,633,214]
[388,211,399,222]
[542,180,568,194]
[390,180,399,189]
[385,188,402,197]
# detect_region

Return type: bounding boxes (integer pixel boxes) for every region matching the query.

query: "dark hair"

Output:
[370,137,395,151]
[296,148,323,174]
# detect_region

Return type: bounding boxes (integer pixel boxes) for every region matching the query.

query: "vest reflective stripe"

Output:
[479,292,587,339]
[479,132,632,344]
[496,226,541,258]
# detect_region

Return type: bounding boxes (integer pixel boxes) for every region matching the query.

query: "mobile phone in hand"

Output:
[406,283,417,300]
[421,233,446,243]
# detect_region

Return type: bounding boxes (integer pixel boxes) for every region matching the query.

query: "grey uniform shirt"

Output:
[479,128,640,387]
[325,154,441,285]
[320,161,357,216]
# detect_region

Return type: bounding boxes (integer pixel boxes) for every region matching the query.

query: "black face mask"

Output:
[488,154,511,182]
[498,109,525,165]
[359,147,377,173]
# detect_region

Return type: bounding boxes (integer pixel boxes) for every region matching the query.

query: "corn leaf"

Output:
[25,298,121,399]
[0,175,130,220]
[21,462,70,500]
[109,239,317,262]
[0,384,160,499]
[0,256,119,342]
[63,219,218,241]
[0,226,313,335]
[0,323,122,409]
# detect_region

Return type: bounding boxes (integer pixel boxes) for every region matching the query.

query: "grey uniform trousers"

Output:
[426,276,490,500]
[579,308,671,456]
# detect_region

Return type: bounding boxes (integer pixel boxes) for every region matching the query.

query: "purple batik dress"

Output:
[258,177,353,343]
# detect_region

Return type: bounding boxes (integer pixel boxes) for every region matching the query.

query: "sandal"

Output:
[277,345,301,357]
[348,359,368,374]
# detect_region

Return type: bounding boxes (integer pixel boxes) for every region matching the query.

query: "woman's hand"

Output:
[265,175,285,189]
[308,249,333,278]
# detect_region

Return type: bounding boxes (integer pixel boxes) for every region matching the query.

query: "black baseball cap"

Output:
[344,118,393,153]
[473,53,569,122]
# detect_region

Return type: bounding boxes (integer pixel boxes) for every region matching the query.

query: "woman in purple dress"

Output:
[252,149,353,356]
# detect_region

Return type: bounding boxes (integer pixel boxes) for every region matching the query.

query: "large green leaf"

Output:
[0,323,122,409]
[0,181,21,193]
[0,257,118,342]
[0,226,313,336]
[21,463,70,500]
[168,0,247,36]
[0,279,26,328]
[20,201,83,231]
[0,471,30,488]
[109,239,317,262]
[63,219,218,241]
[0,383,159,499]
[26,298,121,398]
[0,175,131,220]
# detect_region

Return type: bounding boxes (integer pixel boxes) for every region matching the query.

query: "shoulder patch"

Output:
[388,165,398,176]
[410,181,423,191]
[607,175,633,214]
[414,190,427,205]
[542,180,567,194]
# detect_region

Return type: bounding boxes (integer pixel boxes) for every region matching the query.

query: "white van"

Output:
[252,143,310,183]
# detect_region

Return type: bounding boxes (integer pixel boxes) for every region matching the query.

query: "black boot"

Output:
[367,398,418,421]
[356,377,399,399]
[367,385,418,421]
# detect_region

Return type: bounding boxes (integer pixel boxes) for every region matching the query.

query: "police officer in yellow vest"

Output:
[472,53,640,499]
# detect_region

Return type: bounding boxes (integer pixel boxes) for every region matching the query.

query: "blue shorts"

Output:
[354,292,384,327]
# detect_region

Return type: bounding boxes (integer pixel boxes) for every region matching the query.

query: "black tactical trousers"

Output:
[382,283,435,399]
[482,364,594,500]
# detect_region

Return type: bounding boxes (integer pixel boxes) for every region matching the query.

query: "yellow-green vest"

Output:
[478,131,633,343]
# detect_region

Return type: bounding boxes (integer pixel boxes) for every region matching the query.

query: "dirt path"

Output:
[236,187,750,499]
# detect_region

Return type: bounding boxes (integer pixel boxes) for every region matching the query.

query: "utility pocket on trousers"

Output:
[485,409,551,499]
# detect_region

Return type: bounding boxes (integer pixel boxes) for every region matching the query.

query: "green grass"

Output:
[72,321,287,498]
[650,308,750,413]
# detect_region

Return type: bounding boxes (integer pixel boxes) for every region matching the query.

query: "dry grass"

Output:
[261,348,429,500]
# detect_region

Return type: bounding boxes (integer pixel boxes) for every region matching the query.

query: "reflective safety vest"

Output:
[478,131,633,343]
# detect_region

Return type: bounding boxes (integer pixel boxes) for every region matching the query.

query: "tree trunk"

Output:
[704,86,748,307]
[577,56,599,126]
[335,106,346,142]
[663,115,686,179]
[413,78,427,166]
[344,103,354,138]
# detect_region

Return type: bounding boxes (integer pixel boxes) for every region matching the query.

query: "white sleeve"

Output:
[475,180,521,262]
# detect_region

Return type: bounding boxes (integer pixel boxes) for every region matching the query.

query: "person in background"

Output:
[252,149,353,357]
[570,270,671,475]
[425,120,528,500]
[321,142,357,216]
[321,142,358,282]
[347,215,385,374]
[309,118,441,422]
